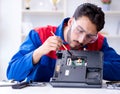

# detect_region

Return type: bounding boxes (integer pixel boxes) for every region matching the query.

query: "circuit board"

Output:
[50,50,103,88]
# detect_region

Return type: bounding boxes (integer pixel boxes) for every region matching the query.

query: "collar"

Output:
[55,17,70,44]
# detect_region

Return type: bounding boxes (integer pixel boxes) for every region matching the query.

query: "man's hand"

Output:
[32,36,63,64]
[40,36,63,55]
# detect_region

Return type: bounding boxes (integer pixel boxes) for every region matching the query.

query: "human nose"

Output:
[78,33,86,43]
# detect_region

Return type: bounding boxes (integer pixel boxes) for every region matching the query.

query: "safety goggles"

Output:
[72,20,98,43]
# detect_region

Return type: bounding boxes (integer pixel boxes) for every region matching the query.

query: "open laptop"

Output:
[50,50,103,88]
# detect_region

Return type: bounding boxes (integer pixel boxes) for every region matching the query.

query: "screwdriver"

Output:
[50,31,72,56]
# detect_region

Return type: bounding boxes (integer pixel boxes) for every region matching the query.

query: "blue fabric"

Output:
[7,30,56,82]
[101,38,120,81]
[7,18,120,82]
[55,18,69,44]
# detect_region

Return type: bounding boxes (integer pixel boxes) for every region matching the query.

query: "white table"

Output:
[0,83,120,94]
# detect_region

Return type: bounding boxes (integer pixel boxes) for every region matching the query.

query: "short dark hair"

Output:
[73,3,105,31]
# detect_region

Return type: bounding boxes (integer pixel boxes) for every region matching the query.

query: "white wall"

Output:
[0,0,21,80]
[0,0,2,80]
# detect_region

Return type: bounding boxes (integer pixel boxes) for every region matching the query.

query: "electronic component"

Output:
[12,81,46,89]
[12,82,29,89]
[50,50,103,88]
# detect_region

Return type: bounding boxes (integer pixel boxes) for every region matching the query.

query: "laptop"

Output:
[50,50,103,88]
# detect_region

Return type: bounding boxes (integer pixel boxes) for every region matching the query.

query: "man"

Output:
[7,3,120,82]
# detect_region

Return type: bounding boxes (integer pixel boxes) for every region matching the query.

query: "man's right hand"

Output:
[32,36,63,64]
[40,36,63,55]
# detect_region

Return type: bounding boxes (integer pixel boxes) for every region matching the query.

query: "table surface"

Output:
[0,82,120,94]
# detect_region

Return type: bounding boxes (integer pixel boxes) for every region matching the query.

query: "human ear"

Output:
[67,18,74,27]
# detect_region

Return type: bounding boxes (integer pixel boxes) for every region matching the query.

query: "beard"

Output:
[66,27,84,50]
